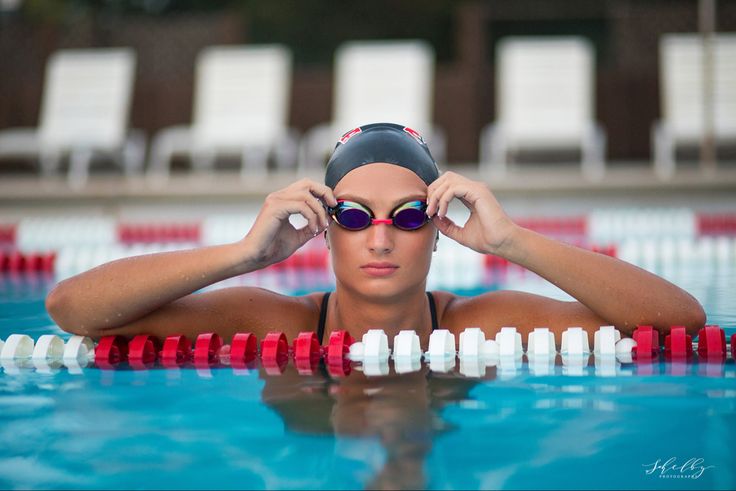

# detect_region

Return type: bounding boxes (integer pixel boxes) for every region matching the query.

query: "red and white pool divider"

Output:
[2,325,732,378]
[3,213,736,278]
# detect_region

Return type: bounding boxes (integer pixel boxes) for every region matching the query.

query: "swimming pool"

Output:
[1,210,735,490]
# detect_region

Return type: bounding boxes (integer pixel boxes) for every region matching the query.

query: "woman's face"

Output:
[327,163,437,299]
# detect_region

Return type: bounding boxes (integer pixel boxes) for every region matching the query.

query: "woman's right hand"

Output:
[240,178,338,269]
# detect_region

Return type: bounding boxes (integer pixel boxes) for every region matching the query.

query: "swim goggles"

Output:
[326,199,431,231]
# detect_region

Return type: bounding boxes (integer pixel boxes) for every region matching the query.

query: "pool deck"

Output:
[3,161,736,217]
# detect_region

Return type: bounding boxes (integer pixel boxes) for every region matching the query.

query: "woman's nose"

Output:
[367,222,394,252]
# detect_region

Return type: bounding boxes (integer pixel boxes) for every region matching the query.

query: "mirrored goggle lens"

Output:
[393,207,428,230]
[336,207,371,230]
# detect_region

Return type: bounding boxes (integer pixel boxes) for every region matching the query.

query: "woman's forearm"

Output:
[496,225,706,335]
[46,241,259,335]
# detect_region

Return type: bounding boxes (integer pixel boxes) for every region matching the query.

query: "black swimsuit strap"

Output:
[316,290,438,344]
[317,291,331,345]
[426,291,439,332]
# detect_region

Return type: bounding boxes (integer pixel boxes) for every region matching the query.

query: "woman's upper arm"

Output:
[74,286,318,342]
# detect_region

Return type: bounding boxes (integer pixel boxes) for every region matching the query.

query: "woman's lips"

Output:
[361,265,399,277]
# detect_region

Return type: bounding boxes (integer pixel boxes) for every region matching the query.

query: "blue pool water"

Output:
[1,263,735,490]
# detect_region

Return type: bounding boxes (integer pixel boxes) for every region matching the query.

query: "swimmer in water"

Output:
[45,122,706,349]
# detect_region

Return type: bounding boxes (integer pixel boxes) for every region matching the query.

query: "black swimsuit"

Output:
[316,291,439,344]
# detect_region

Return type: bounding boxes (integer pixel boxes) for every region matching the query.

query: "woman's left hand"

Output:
[426,171,518,255]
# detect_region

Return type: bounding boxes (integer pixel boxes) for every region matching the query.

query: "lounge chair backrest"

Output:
[497,37,594,146]
[193,45,292,148]
[333,40,434,138]
[660,33,736,140]
[39,48,135,150]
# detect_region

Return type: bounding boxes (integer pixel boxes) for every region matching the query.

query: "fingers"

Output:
[432,214,462,241]
[426,182,450,217]
[427,171,461,216]
[427,172,485,217]
[300,178,338,207]
[298,179,337,230]
[302,193,329,230]
[436,186,469,218]
[268,178,336,233]
[283,199,323,235]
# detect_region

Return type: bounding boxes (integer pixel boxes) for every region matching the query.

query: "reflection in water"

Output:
[254,355,735,489]
[0,354,734,489]
[261,360,489,489]
[1,266,736,488]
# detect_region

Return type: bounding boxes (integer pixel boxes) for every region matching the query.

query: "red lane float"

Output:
[632,325,659,359]
[294,332,321,361]
[731,333,735,360]
[294,356,319,375]
[95,335,129,366]
[326,358,352,377]
[664,326,693,359]
[484,255,509,268]
[261,332,289,361]
[293,332,321,374]
[41,252,56,271]
[697,213,736,235]
[327,330,354,363]
[697,325,726,359]
[0,250,56,273]
[193,333,223,364]
[0,224,16,243]
[161,335,192,367]
[230,333,258,363]
[261,332,289,374]
[262,355,288,375]
[128,334,161,365]
[7,251,24,272]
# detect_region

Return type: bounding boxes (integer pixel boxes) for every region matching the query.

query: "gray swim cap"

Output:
[324,122,440,189]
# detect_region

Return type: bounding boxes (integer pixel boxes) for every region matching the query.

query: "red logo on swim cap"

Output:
[339,127,362,144]
[403,126,426,145]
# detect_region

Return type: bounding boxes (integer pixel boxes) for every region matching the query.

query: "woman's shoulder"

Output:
[304,291,330,310]
[434,289,536,333]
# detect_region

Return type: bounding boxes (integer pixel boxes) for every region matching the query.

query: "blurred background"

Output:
[0,0,735,293]
[1,0,735,184]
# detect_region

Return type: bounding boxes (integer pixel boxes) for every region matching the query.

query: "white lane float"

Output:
[0,334,34,360]
[561,327,590,356]
[393,330,421,359]
[527,327,556,358]
[594,326,621,356]
[32,334,65,360]
[63,335,96,364]
[427,329,455,357]
[496,327,523,358]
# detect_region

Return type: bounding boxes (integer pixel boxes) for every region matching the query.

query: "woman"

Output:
[45,122,706,349]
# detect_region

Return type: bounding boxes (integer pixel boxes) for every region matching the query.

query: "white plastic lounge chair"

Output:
[0,48,142,188]
[299,40,445,171]
[479,37,606,181]
[653,33,736,179]
[147,45,295,183]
